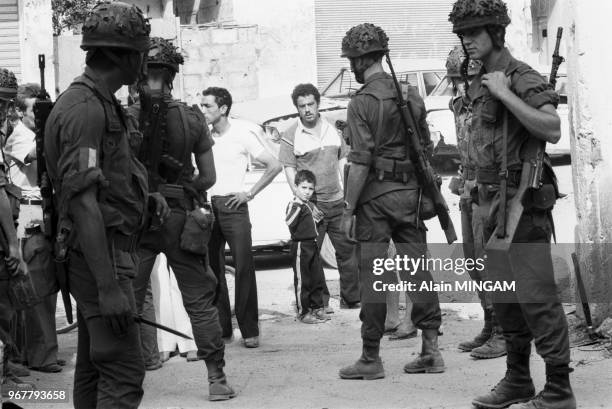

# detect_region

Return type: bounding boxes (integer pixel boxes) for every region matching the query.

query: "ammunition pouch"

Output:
[180,203,214,256]
[5,183,22,220]
[8,271,40,310]
[371,157,414,183]
[461,166,476,181]
[22,229,59,299]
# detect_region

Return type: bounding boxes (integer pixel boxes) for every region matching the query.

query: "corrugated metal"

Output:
[315,0,459,86]
[0,0,20,79]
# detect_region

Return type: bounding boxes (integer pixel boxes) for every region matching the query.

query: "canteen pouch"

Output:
[180,203,214,256]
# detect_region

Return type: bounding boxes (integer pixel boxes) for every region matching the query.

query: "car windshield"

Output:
[430,73,568,100]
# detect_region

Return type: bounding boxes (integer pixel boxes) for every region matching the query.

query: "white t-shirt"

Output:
[209,119,265,197]
[4,121,40,200]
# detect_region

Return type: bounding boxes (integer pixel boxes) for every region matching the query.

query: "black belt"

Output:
[112,233,140,253]
[20,199,43,205]
[476,168,521,185]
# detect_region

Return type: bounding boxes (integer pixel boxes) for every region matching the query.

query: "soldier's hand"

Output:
[225,192,249,209]
[99,287,132,338]
[149,192,170,223]
[341,211,357,243]
[481,71,511,100]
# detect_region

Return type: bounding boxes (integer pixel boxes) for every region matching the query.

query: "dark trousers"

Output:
[291,240,325,316]
[134,209,224,364]
[355,190,442,348]
[24,293,59,368]
[0,276,16,377]
[208,197,259,339]
[484,195,570,365]
[68,250,144,409]
[139,282,160,367]
[315,200,360,305]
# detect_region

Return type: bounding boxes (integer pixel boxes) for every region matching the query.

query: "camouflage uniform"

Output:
[45,3,150,408]
[449,1,575,408]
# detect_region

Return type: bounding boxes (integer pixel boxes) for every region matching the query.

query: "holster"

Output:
[180,203,215,256]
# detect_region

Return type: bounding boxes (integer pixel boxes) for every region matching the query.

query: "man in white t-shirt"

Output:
[201,87,282,348]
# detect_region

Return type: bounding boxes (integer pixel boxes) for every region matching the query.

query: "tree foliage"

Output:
[52,0,98,36]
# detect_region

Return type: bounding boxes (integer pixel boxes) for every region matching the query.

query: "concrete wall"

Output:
[566,0,612,323]
[232,0,317,98]
[19,0,56,93]
[179,24,259,105]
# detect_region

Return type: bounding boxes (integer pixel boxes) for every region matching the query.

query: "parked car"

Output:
[320,58,446,100]
[424,71,570,170]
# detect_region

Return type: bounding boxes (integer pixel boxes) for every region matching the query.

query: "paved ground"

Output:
[7,164,612,409]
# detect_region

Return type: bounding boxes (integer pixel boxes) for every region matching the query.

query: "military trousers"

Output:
[134,208,225,365]
[460,179,493,312]
[208,197,259,339]
[315,199,360,305]
[355,189,442,348]
[483,190,570,365]
[68,249,144,409]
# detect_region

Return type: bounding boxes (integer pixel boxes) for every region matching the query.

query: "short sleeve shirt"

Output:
[208,119,265,197]
[4,121,40,199]
[279,116,348,202]
[466,48,559,171]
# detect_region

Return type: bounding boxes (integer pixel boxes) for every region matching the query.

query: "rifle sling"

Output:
[496,110,509,238]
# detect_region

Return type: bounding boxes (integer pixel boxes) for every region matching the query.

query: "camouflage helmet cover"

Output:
[146,37,184,73]
[0,68,18,100]
[446,45,483,77]
[341,23,389,58]
[81,1,151,52]
[448,0,511,34]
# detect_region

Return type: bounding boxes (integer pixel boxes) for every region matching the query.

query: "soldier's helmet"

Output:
[448,0,511,34]
[341,23,389,58]
[146,37,184,73]
[446,46,483,78]
[81,1,151,52]
[0,68,18,101]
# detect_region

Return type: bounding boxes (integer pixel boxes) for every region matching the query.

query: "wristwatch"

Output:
[343,201,355,213]
[246,191,255,201]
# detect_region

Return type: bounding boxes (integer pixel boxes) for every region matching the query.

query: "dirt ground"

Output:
[9,164,612,409]
[16,267,612,409]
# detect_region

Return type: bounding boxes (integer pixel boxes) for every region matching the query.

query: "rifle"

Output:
[486,27,564,251]
[33,54,73,324]
[385,53,457,244]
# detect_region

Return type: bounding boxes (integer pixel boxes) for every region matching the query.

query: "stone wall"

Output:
[19,0,55,92]
[179,24,259,105]
[566,0,612,323]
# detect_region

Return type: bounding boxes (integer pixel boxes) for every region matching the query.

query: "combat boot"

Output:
[472,350,535,409]
[459,309,492,352]
[205,360,237,401]
[403,329,445,373]
[339,345,385,380]
[508,364,576,409]
[470,326,507,359]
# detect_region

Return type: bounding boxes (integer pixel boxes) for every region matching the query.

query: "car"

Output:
[424,71,571,170]
[320,58,446,100]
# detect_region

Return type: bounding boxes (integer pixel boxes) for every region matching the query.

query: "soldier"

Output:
[0,67,35,397]
[129,37,236,401]
[448,0,575,408]
[446,46,506,360]
[44,3,166,408]
[338,23,445,380]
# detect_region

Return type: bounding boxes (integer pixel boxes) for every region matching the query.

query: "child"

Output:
[285,170,329,324]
